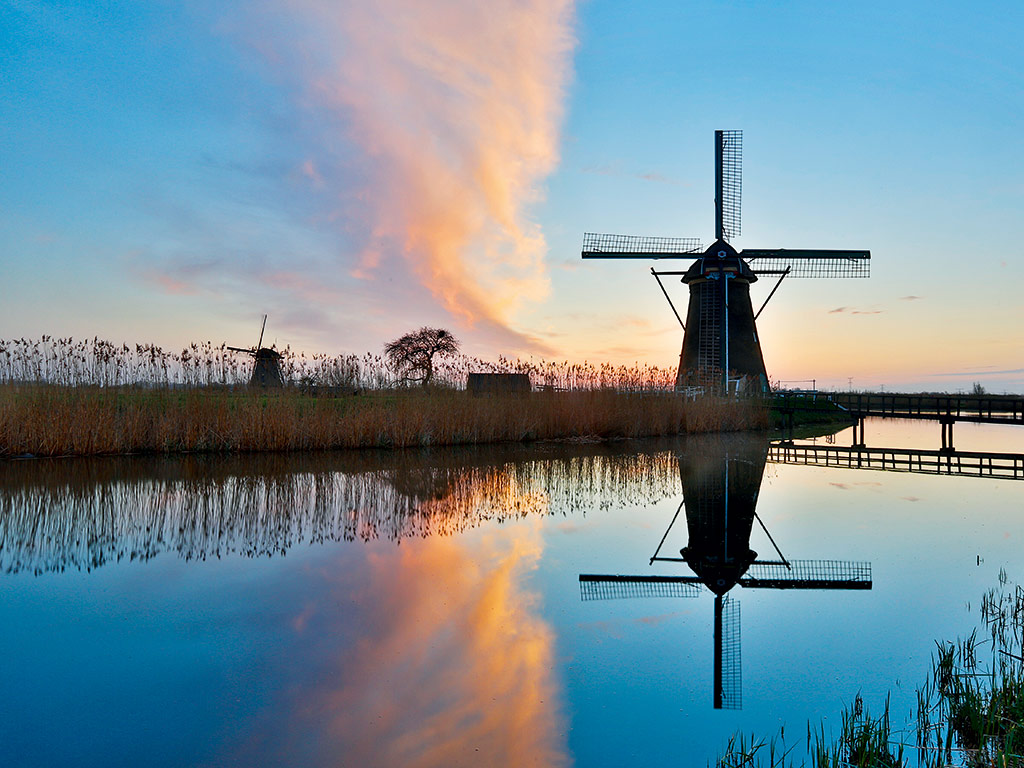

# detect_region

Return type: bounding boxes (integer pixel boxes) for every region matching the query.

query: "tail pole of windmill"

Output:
[581,130,871,394]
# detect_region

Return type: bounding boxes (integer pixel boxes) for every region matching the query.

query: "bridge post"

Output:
[853,417,866,448]
[940,418,955,453]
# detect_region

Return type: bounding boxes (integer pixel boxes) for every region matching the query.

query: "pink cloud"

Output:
[252,0,577,335]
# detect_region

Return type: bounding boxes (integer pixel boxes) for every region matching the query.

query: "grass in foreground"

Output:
[0,384,769,457]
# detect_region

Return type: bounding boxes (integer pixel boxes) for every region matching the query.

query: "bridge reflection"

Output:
[770,442,1024,480]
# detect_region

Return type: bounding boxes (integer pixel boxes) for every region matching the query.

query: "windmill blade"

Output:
[226,346,255,354]
[579,574,703,601]
[716,130,742,242]
[582,233,703,259]
[738,559,872,590]
[741,249,871,278]
[715,594,742,710]
[256,314,268,350]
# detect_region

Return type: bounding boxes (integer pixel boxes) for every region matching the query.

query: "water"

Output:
[1,420,1022,767]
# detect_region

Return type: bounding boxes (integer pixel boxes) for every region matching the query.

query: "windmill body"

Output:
[582,130,870,393]
[677,240,767,392]
[680,432,767,595]
[228,315,283,388]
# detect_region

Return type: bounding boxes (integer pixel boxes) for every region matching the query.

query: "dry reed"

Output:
[0,337,768,457]
[0,386,767,457]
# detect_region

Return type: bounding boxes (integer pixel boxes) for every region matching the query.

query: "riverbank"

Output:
[0,384,772,457]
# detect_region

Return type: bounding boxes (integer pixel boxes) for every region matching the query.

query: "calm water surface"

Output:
[1,419,1022,767]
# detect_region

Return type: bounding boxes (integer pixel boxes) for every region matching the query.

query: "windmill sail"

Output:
[579,574,702,601]
[716,594,742,710]
[581,233,703,258]
[741,249,870,278]
[716,130,742,241]
[739,559,872,590]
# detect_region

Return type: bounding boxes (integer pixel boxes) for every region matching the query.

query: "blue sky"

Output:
[2,0,1022,391]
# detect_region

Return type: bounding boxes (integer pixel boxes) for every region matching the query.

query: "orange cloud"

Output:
[282,0,576,329]
[303,522,570,767]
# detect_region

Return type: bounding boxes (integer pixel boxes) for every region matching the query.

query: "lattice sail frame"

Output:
[720,595,742,710]
[740,559,872,589]
[743,251,871,278]
[719,130,742,241]
[579,574,701,601]
[582,233,703,257]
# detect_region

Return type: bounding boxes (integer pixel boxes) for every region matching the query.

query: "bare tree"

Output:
[384,327,460,387]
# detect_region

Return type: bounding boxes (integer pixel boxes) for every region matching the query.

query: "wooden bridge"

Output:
[778,392,1024,450]
[830,393,1024,425]
[769,442,1024,481]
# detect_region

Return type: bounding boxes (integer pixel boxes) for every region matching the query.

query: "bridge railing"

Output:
[830,393,1024,423]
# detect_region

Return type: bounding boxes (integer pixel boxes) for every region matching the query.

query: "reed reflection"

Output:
[580,433,873,710]
[0,443,683,574]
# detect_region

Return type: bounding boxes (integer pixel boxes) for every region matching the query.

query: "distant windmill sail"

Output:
[581,130,871,394]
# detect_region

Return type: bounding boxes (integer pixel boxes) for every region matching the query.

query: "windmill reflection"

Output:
[579,433,872,710]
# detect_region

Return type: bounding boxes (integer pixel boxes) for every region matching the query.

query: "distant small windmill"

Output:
[579,435,871,709]
[228,314,283,387]
[582,130,871,393]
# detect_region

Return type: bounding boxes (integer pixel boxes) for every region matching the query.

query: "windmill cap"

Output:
[682,239,758,283]
[681,546,758,595]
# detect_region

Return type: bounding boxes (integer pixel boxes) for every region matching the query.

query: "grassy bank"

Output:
[0,384,770,457]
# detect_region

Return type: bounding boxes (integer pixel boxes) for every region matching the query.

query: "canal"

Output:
[1,418,1021,766]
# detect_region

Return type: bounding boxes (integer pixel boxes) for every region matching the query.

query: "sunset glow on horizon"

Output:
[2,1,1022,391]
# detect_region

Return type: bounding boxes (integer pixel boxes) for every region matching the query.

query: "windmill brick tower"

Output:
[582,130,871,394]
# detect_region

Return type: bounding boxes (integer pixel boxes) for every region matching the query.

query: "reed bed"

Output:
[0,336,767,457]
[0,385,765,457]
[0,336,679,391]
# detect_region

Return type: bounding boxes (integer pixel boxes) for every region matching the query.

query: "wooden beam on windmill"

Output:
[581,130,871,394]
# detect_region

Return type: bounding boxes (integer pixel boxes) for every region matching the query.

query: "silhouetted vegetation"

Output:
[0,337,770,457]
[384,327,460,386]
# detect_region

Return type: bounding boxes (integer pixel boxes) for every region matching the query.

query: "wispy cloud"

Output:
[582,163,678,184]
[240,0,577,347]
[899,295,923,301]
[829,306,883,315]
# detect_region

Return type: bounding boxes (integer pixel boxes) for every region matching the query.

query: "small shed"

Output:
[466,372,531,396]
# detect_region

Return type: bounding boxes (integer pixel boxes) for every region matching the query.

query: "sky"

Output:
[2,0,1023,392]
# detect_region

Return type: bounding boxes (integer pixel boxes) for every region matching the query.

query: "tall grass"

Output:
[0,336,766,457]
[0,386,766,457]
[0,336,679,391]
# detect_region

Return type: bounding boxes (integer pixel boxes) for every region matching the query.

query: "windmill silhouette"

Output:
[227,314,283,387]
[582,130,870,393]
[579,434,872,709]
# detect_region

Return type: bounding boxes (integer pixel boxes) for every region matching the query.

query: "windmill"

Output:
[578,434,871,709]
[227,314,283,387]
[582,130,870,393]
